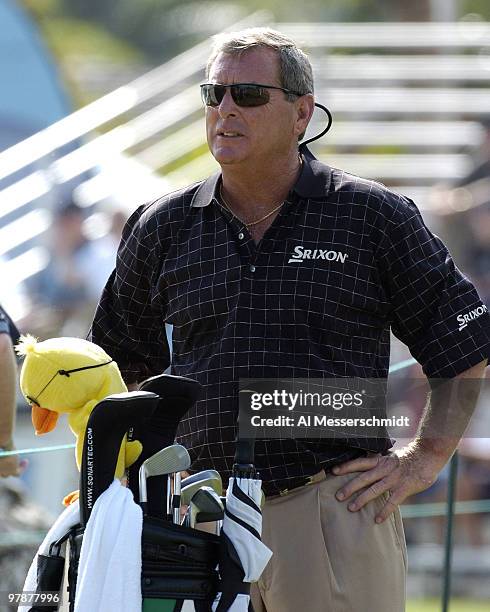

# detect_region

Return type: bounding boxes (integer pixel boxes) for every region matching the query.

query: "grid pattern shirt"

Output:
[90,147,490,495]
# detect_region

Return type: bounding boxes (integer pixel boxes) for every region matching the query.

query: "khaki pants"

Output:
[251,470,407,612]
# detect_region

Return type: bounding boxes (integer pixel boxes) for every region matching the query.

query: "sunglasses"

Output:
[26,360,113,407]
[200,83,303,108]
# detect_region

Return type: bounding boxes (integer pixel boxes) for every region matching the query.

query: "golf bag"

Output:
[30,375,221,612]
[67,517,220,612]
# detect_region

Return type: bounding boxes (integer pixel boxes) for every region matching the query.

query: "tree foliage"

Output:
[21,0,490,64]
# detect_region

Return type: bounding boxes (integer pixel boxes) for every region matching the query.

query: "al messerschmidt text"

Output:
[250,415,411,428]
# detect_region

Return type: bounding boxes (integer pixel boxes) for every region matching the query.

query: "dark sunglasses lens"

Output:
[201,84,224,107]
[232,85,269,107]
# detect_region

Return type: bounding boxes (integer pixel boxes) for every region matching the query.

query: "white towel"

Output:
[74,479,142,612]
[18,500,80,612]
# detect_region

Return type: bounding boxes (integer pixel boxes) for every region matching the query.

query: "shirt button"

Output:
[250,265,256,273]
[238,232,244,240]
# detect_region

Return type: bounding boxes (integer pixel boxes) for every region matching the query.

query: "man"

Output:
[90,28,490,611]
[0,304,27,477]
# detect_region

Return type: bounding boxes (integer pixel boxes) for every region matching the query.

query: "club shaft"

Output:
[139,468,147,504]
[172,471,181,524]
[166,475,172,520]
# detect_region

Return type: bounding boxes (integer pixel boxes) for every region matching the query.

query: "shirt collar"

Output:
[190,146,332,208]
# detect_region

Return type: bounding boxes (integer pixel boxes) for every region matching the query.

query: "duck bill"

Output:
[31,405,59,434]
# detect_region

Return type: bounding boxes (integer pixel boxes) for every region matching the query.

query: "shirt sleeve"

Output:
[376,196,490,378]
[88,204,170,384]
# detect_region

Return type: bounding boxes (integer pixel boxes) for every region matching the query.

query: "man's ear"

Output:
[294,94,315,140]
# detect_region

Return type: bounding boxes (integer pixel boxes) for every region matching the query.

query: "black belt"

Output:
[262,448,369,498]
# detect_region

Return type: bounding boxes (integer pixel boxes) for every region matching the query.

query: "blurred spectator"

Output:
[465,204,490,304]
[406,119,490,546]
[0,304,27,478]
[454,120,490,304]
[458,119,490,188]
[29,203,89,313]
[78,209,128,303]
[26,204,127,337]
[446,121,490,540]
[0,256,31,325]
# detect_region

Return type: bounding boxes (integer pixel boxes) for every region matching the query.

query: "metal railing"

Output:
[277,22,490,47]
[0,10,271,183]
[1,20,489,291]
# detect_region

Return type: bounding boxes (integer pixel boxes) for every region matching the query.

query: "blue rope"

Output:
[0,443,75,457]
[389,357,417,373]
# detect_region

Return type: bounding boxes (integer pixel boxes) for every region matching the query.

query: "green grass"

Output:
[407,599,490,611]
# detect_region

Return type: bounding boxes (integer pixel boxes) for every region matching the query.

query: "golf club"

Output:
[181,469,223,506]
[172,470,182,524]
[138,444,191,515]
[128,373,202,517]
[184,486,224,529]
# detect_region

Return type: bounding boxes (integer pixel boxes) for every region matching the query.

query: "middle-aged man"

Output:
[90,28,490,611]
[0,304,27,477]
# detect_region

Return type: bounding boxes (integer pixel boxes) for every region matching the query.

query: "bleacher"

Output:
[1,17,490,314]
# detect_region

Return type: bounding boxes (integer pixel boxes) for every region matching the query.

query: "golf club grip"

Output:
[234,438,255,465]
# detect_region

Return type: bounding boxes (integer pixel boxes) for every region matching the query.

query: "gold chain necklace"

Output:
[219,184,284,228]
[218,156,303,229]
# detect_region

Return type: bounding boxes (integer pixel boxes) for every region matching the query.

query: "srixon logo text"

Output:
[457,305,488,331]
[288,245,349,264]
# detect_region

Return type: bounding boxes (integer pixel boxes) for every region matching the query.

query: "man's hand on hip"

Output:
[334,360,488,524]
[332,442,442,523]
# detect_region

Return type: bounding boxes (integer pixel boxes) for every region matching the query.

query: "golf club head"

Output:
[196,508,224,525]
[189,486,224,528]
[181,470,223,506]
[145,444,191,478]
[181,469,222,489]
[139,444,191,514]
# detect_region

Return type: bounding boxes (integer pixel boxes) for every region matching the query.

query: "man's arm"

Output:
[332,358,488,523]
[89,205,170,385]
[0,333,27,477]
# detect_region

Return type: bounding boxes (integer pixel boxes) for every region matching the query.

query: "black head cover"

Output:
[139,373,202,436]
[127,373,202,516]
[79,390,159,526]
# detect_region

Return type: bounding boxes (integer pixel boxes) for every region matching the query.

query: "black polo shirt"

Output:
[90,147,490,495]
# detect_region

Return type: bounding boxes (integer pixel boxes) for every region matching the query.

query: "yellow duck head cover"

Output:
[16,334,127,434]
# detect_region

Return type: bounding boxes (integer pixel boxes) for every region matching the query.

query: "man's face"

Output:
[205,48,303,167]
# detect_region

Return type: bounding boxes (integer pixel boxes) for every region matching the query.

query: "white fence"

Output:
[1,19,489,308]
